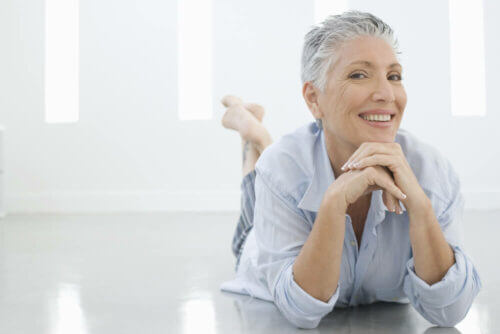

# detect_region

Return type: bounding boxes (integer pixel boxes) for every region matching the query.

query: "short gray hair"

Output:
[301,10,400,94]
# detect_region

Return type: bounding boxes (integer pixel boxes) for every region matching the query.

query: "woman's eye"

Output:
[388,74,403,81]
[350,72,366,79]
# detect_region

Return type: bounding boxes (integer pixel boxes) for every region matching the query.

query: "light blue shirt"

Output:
[220,121,482,329]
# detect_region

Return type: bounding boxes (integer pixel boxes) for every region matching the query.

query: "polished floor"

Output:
[0,210,497,333]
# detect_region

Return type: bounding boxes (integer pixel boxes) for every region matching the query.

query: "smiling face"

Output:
[305,35,407,149]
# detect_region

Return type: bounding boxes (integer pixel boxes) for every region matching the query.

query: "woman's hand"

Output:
[323,165,407,213]
[341,142,429,212]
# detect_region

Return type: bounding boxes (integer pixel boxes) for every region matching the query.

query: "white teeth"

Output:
[361,114,391,122]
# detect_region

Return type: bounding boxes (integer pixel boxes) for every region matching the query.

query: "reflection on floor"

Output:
[0,210,496,333]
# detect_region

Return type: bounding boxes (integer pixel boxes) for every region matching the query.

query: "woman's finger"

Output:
[382,190,397,212]
[350,154,396,170]
[342,148,366,170]
[365,167,406,201]
[395,200,403,215]
[342,143,395,170]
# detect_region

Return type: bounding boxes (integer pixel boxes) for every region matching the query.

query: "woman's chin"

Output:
[360,132,397,143]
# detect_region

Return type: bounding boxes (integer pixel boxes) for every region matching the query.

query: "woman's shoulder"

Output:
[396,128,461,204]
[254,122,320,198]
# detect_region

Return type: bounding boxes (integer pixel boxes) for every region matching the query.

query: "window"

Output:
[178,0,213,120]
[45,0,80,123]
[449,0,486,116]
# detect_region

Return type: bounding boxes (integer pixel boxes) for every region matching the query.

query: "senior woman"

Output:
[219,10,482,329]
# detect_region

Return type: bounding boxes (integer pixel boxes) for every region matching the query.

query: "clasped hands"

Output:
[341,142,429,214]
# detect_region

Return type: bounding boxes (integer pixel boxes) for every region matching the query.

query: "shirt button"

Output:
[350,241,356,246]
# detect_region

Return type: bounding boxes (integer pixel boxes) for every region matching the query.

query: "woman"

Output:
[219,10,482,329]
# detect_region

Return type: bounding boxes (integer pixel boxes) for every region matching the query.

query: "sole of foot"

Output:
[221,95,265,123]
[221,105,263,144]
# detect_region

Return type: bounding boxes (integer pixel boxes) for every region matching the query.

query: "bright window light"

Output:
[314,0,349,24]
[449,0,486,117]
[178,0,213,120]
[44,0,79,123]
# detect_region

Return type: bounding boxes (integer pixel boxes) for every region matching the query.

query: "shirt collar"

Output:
[297,128,406,217]
[297,129,335,212]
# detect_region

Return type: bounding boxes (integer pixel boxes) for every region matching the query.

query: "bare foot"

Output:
[221,95,243,108]
[221,104,263,144]
[221,95,265,122]
[243,103,265,122]
[221,94,272,152]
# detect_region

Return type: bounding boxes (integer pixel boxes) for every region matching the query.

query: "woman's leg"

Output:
[241,140,259,177]
[240,102,269,176]
[221,102,272,159]
[221,98,273,270]
[231,168,257,271]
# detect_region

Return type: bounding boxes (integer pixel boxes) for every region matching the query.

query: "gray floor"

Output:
[0,210,497,333]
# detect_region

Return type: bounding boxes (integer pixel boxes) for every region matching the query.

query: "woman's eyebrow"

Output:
[348,60,402,70]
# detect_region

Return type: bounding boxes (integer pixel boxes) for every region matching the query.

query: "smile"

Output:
[358,114,395,128]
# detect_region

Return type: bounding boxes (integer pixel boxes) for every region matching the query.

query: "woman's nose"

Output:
[371,77,395,103]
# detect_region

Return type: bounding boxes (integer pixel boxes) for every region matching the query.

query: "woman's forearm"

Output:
[408,199,456,285]
[292,193,347,302]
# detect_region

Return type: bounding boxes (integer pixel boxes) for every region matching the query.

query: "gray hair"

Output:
[301,10,400,94]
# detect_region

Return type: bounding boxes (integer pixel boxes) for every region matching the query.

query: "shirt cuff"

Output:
[404,244,467,308]
[285,263,340,316]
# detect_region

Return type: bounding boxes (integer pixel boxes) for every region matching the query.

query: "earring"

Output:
[315,118,323,130]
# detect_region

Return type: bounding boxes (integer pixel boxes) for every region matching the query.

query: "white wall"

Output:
[0,0,498,214]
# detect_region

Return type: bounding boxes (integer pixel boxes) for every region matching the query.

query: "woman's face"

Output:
[316,35,407,147]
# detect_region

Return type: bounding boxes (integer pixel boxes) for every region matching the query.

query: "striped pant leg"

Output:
[231,169,257,271]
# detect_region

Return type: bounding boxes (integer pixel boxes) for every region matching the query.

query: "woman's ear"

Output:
[302,82,323,120]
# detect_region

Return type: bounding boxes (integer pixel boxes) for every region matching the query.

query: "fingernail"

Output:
[401,193,407,199]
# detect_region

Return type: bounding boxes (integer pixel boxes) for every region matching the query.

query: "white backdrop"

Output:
[0,0,498,214]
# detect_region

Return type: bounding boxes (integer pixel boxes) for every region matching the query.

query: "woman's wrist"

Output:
[405,191,432,216]
[320,191,348,217]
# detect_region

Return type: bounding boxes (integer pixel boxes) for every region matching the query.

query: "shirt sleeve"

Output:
[403,170,482,327]
[252,169,340,329]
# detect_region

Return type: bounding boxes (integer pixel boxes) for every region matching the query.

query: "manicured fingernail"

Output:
[401,193,407,199]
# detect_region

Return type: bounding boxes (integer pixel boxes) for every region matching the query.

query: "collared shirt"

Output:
[220,121,482,329]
